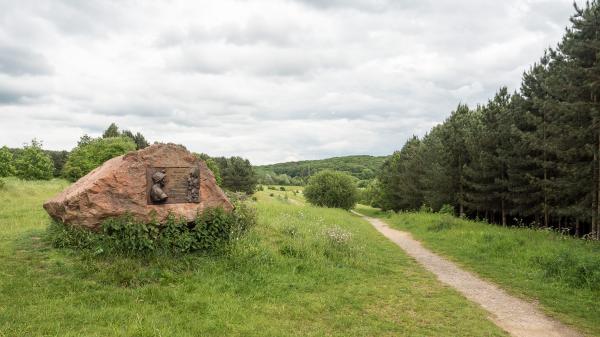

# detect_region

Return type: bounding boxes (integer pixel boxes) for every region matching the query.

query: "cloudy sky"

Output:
[0,0,574,164]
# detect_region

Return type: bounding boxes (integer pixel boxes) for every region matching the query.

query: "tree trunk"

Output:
[459,158,465,217]
[595,94,600,240]
[575,218,580,237]
[542,106,550,229]
[597,131,600,239]
[501,199,507,226]
[544,168,549,228]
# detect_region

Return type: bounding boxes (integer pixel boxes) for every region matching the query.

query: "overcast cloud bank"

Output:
[0,0,574,164]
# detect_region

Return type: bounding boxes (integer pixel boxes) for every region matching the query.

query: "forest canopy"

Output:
[371,1,600,239]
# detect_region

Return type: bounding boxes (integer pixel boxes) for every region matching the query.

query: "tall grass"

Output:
[0,179,508,336]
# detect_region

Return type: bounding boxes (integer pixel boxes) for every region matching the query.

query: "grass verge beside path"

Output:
[0,178,508,337]
[357,205,600,337]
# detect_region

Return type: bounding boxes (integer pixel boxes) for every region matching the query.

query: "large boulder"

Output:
[44,143,233,230]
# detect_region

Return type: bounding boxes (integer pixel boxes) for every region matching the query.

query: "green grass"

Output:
[0,178,509,336]
[357,206,600,337]
[261,185,306,205]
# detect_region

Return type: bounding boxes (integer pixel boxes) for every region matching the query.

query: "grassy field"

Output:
[0,178,508,336]
[357,206,600,336]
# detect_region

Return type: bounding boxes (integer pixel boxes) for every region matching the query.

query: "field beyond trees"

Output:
[0,178,508,337]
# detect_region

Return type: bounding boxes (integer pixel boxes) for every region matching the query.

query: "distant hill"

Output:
[255,155,389,185]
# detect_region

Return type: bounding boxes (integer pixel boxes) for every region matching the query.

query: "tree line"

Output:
[368,2,600,239]
[0,123,258,194]
[256,155,388,186]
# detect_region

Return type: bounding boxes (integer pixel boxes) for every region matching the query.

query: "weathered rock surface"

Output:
[43,143,233,230]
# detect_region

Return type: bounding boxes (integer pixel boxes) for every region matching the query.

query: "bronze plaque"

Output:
[146,166,200,205]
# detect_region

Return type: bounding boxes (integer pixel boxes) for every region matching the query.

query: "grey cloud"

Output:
[0,46,52,76]
[0,0,577,164]
[33,0,130,37]
[522,1,573,32]
[156,19,311,48]
[0,84,44,105]
[0,89,23,104]
[292,0,394,12]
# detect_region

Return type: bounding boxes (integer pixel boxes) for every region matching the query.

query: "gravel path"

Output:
[352,211,582,337]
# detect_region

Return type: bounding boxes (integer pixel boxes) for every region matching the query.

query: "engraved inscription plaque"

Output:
[146,167,201,204]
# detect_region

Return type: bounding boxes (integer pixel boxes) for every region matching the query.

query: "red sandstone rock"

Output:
[43,143,233,230]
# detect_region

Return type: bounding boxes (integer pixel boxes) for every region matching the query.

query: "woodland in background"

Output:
[370,2,600,238]
[255,155,388,186]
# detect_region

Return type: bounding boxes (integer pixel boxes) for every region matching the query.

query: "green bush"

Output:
[0,178,5,189]
[439,204,455,215]
[193,153,223,186]
[358,179,383,208]
[47,202,256,255]
[419,204,433,213]
[279,186,286,191]
[63,136,136,181]
[14,139,54,180]
[0,146,15,177]
[304,170,358,210]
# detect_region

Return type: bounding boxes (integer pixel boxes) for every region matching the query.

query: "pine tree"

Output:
[420,126,454,211]
[439,103,473,216]
[102,123,120,138]
[395,136,425,210]
[557,1,600,237]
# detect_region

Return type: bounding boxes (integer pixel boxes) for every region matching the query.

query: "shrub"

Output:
[304,170,358,210]
[279,186,286,191]
[214,156,257,194]
[439,204,455,215]
[358,179,383,208]
[14,139,54,180]
[0,146,15,177]
[63,136,136,181]
[0,178,5,189]
[47,202,257,255]
[193,153,223,186]
[419,204,433,213]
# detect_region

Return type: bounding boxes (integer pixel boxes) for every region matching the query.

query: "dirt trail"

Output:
[352,211,582,337]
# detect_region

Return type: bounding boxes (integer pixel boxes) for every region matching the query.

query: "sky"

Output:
[0,0,575,164]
